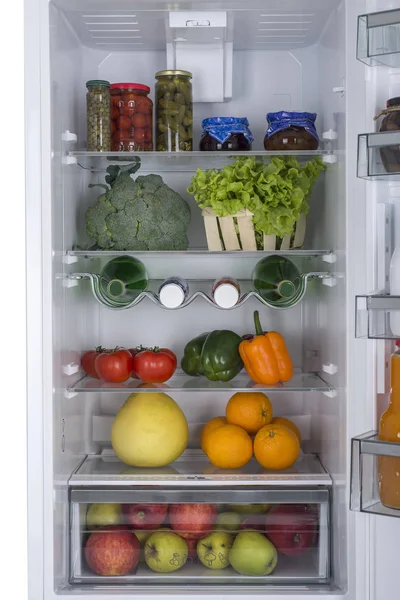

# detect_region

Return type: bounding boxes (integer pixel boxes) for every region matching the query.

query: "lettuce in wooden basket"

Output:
[187,156,326,240]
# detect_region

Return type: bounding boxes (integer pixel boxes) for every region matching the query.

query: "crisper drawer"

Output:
[69,487,330,588]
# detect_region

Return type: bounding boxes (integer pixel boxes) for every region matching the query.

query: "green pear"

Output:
[197,532,234,569]
[229,532,278,576]
[230,504,269,515]
[145,532,188,573]
[86,503,122,529]
[214,512,241,532]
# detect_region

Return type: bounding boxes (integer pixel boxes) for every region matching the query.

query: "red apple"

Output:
[122,504,168,530]
[265,504,318,557]
[169,504,217,540]
[84,526,140,576]
[240,513,268,533]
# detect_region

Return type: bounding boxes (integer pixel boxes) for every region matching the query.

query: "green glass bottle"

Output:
[252,255,301,306]
[99,256,148,307]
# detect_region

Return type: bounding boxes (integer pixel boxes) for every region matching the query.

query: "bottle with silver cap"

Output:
[158,277,189,309]
[212,277,240,309]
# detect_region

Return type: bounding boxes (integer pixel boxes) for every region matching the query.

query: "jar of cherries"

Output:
[110,83,153,151]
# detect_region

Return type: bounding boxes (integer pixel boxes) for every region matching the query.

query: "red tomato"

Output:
[111,121,116,135]
[133,128,146,144]
[133,348,177,383]
[81,348,106,379]
[111,107,120,120]
[144,114,152,128]
[132,113,147,128]
[265,504,318,557]
[122,92,137,103]
[111,95,121,107]
[116,116,132,131]
[135,96,152,114]
[122,106,136,118]
[95,348,134,383]
[113,129,131,142]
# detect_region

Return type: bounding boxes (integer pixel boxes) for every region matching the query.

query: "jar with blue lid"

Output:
[200,117,254,151]
[264,111,319,151]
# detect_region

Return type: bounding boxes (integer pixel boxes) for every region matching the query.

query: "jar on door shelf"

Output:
[212,278,240,309]
[374,97,400,173]
[159,277,189,309]
[199,117,254,151]
[110,83,153,151]
[379,341,400,510]
[86,80,111,152]
[155,70,193,151]
[264,111,319,151]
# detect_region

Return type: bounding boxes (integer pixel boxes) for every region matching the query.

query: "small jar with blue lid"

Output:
[264,111,319,151]
[200,117,254,151]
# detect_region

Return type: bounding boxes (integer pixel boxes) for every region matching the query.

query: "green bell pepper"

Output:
[200,330,244,382]
[181,332,209,376]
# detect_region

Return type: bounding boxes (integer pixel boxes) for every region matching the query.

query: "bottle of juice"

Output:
[378,341,400,509]
[252,255,301,306]
[99,256,148,307]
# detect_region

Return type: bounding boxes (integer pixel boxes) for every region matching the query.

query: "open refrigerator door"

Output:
[23,0,400,599]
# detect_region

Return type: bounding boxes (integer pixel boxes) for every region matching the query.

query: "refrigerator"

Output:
[25,0,400,598]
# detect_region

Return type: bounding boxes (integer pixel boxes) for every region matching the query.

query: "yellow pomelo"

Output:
[111,392,189,467]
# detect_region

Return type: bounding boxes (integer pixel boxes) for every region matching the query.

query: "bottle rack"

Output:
[357,8,400,67]
[67,272,331,311]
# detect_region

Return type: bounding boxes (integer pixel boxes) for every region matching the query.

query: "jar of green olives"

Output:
[155,70,193,152]
[86,80,111,152]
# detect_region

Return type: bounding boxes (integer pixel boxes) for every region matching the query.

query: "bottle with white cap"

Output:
[158,277,189,309]
[212,277,241,309]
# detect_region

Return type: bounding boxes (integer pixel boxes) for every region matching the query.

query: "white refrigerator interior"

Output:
[24,0,400,599]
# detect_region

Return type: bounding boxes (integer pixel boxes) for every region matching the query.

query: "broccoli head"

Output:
[85,159,191,250]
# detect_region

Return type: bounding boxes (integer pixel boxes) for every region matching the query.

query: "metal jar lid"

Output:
[86,80,110,88]
[155,70,192,79]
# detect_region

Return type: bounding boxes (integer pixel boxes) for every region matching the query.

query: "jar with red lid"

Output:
[110,83,153,151]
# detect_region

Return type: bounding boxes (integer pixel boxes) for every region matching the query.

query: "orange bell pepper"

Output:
[239,311,294,384]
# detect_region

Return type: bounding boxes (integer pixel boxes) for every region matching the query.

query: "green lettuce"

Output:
[187,156,326,239]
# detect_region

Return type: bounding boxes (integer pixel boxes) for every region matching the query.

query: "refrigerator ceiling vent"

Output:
[56,1,341,51]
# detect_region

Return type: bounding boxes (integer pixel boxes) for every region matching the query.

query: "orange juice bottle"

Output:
[379,341,400,509]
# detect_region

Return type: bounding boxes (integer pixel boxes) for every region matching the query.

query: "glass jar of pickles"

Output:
[155,70,193,152]
[110,83,153,151]
[86,80,111,152]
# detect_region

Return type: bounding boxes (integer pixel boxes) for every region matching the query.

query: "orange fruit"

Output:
[206,424,253,469]
[201,416,227,453]
[272,417,301,443]
[226,392,273,434]
[254,424,300,470]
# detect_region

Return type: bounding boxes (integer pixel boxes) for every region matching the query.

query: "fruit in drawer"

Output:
[214,512,241,532]
[240,513,267,533]
[265,504,318,556]
[226,392,273,434]
[205,424,253,469]
[111,392,188,467]
[169,503,218,540]
[229,531,278,576]
[254,423,300,470]
[230,504,270,515]
[197,532,234,569]
[145,531,188,573]
[200,416,227,453]
[86,503,122,529]
[122,504,168,530]
[84,526,140,576]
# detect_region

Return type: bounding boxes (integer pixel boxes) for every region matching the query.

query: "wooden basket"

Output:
[202,208,306,251]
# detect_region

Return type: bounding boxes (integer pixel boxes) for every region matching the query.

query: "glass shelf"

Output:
[70,451,331,487]
[355,294,400,339]
[66,372,333,395]
[357,132,400,180]
[66,249,334,259]
[68,273,329,311]
[357,9,400,67]
[68,150,329,173]
[351,432,400,518]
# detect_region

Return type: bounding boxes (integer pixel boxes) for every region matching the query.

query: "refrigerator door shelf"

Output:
[68,150,329,173]
[355,294,400,339]
[64,371,334,395]
[67,272,331,311]
[69,452,332,488]
[357,9,400,67]
[351,431,400,518]
[357,132,400,180]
